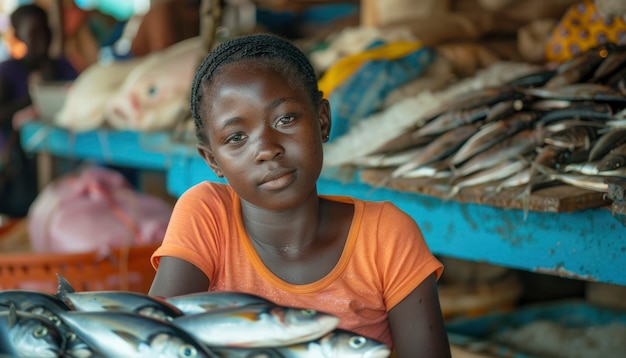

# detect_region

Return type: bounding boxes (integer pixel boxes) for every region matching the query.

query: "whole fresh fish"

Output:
[58,310,215,358]
[506,69,557,88]
[566,143,626,176]
[536,102,612,125]
[483,98,527,123]
[352,145,427,168]
[56,274,183,321]
[447,159,529,199]
[418,86,520,125]
[0,290,93,358]
[451,111,539,165]
[104,37,206,131]
[390,123,479,179]
[368,132,436,156]
[534,164,609,192]
[451,127,542,177]
[172,303,340,348]
[524,83,626,102]
[589,46,626,83]
[275,329,391,358]
[530,99,573,111]
[165,291,272,316]
[414,105,490,137]
[543,43,613,89]
[588,128,626,162]
[544,125,598,150]
[0,304,65,358]
[399,159,453,179]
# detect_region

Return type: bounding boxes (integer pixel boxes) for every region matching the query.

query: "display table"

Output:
[20,122,626,286]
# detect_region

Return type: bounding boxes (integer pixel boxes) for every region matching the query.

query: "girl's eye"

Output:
[226,133,245,143]
[277,115,296,126]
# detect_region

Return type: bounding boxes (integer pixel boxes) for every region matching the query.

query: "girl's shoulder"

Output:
[180,181,234,203]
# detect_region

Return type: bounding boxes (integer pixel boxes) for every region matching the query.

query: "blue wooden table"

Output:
[20,122,626,286]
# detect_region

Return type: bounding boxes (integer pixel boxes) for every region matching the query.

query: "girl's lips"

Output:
[259,170,297,190]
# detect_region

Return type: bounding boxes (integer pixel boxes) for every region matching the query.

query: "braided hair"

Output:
[190,33,323,144]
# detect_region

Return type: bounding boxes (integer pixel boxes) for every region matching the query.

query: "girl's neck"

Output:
[240,192,322,254]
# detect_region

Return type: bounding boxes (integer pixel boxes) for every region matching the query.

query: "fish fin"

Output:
[56,273,76,299]
[8,302,18,328]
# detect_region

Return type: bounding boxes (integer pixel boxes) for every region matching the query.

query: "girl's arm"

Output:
[149,256,210,297]
[388,272,452,358]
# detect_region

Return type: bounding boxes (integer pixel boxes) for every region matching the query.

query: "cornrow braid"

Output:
[190,33,323,144]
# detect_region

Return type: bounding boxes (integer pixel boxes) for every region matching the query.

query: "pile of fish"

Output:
[350,43,626,213]
[0,274,391,357]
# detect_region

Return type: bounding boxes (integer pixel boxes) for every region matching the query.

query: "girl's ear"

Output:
[318,98,331,141]
[197,144,224,178]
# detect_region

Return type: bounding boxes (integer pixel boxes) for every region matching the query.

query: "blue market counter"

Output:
[20,122,626,286]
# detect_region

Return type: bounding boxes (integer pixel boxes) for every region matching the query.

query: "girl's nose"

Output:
[254,130,284,162]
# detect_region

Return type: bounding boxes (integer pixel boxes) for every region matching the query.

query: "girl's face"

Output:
[197,61,331,211]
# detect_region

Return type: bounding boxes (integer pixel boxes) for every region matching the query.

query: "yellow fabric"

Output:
[545,0,626,63]
[318,40,425,98]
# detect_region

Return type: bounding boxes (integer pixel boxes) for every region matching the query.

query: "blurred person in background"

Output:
[0,3,77,217]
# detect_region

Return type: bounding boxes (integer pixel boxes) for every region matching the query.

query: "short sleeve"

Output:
[376,202,443,310]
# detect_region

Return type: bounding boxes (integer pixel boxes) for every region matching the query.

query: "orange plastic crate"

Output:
[0,244,159,294]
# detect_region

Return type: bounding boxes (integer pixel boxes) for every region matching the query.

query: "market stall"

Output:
[4,0,626,356]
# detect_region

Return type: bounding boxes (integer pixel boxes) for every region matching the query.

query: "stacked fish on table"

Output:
[352,43,626,209]
[0,274,391,358]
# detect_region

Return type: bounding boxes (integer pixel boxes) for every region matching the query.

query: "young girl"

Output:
[149,33,451,357]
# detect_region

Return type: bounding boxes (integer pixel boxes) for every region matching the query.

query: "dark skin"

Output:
[149,60,451,357]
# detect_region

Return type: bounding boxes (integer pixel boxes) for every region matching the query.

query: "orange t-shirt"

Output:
[151,182,443,348]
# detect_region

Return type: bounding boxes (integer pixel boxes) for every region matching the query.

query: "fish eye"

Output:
[49,316,62,326]
[300,309,316,316]
[33,325,48,338]
[148,85,158,97]
[349,336,367,349]
[178,344,197,358]
[67,332,77,341]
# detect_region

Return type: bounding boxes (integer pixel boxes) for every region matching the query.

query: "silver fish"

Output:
[544,125,598,150]
[566,143,626,175]
[391,123,479,179]
[172,303,340,348]
[414,105,490,137]
[276,329,391,358]
[534,164,609,192]
[451,111,538,165]
[536,102,612,125]
[543,43,611,89]
[56,274,183,321]
[399,159,453,179]
[0,289,89,356]
[352,145,427,168]
[0,304,65,358]
[58,310,214,358]
[166,291,272,316]
[589,47,626,83]
[447,159,529,199]
[524,83,626,102]
[587,128,626,162]
[451,127,543,176]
